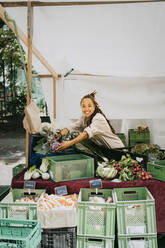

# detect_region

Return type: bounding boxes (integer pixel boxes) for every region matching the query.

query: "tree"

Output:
[0,19,46,120]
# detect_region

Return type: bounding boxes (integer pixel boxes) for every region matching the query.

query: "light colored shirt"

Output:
[68,113,124,149]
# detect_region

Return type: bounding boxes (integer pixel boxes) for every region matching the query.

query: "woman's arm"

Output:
[61,128,69,136]
[56,131,88,151]
[55,128,69,140]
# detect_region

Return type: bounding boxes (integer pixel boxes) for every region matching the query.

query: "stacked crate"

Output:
[128,129,150,147]
[0,188,45,220]
[0,219,41,248]
[77,188,116,248]
[117,133,127,147]
[0,188,43,247]
[114,187,158,248]
[147,160,165,182]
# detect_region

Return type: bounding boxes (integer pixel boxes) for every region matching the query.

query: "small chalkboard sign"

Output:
[89,179,102,189]
[24,181,36,189]
[54,185,68,195]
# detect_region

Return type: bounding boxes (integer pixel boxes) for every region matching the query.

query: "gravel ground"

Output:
[0,127,26,185]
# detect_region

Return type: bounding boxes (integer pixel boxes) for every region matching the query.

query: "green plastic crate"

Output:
[113,187,157,235]
[118,234,158,248]
[0,219,41,248]
[77,236,115,248]
[0,189,45,220]
[47,154,94,182]
[117,133,127,147]
[147,160,165,182]
[129,140,150,147]
[12,164,25,177]
[128,129,150,147]
[77,188,116,238]
[0,186,10,201]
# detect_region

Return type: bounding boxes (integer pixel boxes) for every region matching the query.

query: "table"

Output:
[11,169,165,233]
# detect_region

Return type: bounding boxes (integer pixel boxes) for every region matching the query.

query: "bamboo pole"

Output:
[53,77,56,118]
[25,0,33,168]
[0,4,58,79]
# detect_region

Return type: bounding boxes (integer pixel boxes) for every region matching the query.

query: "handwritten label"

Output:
[54,185,68,195]
[89,179,102,189]
[24,181,36,189]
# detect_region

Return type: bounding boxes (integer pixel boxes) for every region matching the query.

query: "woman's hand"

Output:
[55,132,62,141]
[56,140,73,151]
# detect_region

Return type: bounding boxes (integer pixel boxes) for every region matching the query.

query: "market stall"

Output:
[1,1,165,247]
[11,169,165,234]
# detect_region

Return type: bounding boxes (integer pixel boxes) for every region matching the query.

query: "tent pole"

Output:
[1,1,165,7]
[25,0,33,168]
[53,77,56,118]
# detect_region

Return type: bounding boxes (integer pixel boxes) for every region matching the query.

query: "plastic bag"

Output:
[23,100,41,134]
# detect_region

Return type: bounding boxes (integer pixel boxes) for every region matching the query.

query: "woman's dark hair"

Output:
[80,90,116,134]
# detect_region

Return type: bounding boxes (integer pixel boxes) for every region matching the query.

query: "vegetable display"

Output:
[33,122,79,154]
[14,193,77,210]
[96,160,118,180]
[131,144,165,161]
[24,160,50,181]
[97,154,152,181]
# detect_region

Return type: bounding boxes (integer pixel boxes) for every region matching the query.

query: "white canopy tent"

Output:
[0,0,165,148]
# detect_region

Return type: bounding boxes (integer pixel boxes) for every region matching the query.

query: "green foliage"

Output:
[0,20,46,117]
[131,143,165,160]
[0,20,27,117]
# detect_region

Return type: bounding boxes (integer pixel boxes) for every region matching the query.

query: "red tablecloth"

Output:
[11,169,165,233]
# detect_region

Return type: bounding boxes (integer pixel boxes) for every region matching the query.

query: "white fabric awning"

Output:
[2,1,165,76]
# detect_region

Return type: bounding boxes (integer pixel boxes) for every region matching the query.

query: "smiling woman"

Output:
[55,91,124,152]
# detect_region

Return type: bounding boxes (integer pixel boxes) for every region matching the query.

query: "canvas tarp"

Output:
[1,1,165,146]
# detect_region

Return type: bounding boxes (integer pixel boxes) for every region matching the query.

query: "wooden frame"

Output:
[0,0,164,7]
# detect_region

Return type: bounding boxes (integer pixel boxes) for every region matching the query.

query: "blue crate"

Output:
[29,134,76,166]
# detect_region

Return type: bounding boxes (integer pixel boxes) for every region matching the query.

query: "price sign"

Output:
[89,179,102,189]
[54,185,68,195]
[24,181,36,189]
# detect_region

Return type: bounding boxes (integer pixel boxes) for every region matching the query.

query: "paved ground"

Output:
[0,127,26,185]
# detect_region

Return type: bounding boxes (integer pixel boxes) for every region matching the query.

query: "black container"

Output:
[40,227,76,248]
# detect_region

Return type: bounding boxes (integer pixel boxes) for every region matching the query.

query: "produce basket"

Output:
[77,188,116,238]
[77,235,115,248]
[128,129,150,147]
[40,227,76,248]
[113,187,157,235]
[0,219,41,248]
[0,186,10,202]
[147,160,165,181]
[0,188,45,220]
[118,234,158,248]
[47,154,94,182]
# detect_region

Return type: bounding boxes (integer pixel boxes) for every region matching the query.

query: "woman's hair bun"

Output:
[90,90,97,98]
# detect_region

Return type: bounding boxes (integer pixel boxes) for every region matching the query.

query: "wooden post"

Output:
[53,77,56,118]
[25,0,33,168]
